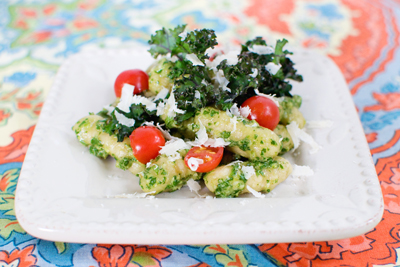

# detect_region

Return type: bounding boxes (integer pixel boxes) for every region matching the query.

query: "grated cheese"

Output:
[187,178,202,192]
[154,87,170,101]
[249,45,274,55]
[195,90,201,99]
[165,90,185,117]
[250,68,258,78]
[203,138,230,147]
[229,103,241,117]
[230,116,238,133]
[114,111,135,127]
[254,89,280,107]
[206,50,240,69]
[286,122,321,154]
[159,138,191,159]
[241,165,256,180]
[103,104,115,114]
[179,31,188,39]
[186,53,204,66]
[117,84,135,112]
[240,106,251,117]
[187,158,204,171]
[265,62,281,75]
[246,185,265,198]
[214,70,230,92]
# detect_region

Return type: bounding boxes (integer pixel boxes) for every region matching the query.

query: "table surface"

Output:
[1,0,399,266]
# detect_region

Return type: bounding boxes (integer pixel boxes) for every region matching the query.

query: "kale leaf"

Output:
[99,104,159,142]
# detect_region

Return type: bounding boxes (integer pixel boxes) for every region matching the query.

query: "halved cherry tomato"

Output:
[129,126,165,164]
[184,146,224,173]
[114,69,149,97]
[241,95,280,130]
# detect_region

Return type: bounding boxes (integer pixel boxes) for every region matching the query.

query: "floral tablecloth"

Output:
[1,0,400,266]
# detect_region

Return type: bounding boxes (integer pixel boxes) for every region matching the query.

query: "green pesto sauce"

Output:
[229,138,251,151]
[214,163,247,198]
[248,158,279,176]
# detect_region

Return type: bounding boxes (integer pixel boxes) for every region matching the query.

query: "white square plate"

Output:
[15,48,383,244]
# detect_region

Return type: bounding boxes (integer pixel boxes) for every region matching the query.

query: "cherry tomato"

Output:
[241,95,280,130]
[184,146,224,173]
[114,69,149,97]
[129,126,165,164]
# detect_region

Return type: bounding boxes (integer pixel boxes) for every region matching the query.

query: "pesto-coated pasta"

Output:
[72,115,145,175]
[279,95,306,128]
[139,151,202,194]
[204,157,292,198]
[145,58,174,97]
[185,107,281,161]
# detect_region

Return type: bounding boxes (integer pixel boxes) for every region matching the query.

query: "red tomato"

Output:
[129,126,165,164]
[114,69,149,97]
[241,95,280,130]
[184,146,224,173]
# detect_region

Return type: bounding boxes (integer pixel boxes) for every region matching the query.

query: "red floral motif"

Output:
[262,150,400,266]
[382,181,400,214]
[92,244,172,267]
[0,245,37,267]
[0,126,35,164]
[330,0,399,95]
[366,132,378,143]
[93,245,133,267]
[364,92,400,112]
[0,109,11,124]
[244,0,294,35]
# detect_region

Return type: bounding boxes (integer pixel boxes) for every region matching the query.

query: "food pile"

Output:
[72,25,307,198]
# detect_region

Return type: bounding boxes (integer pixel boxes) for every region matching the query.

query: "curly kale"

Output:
[148,25,219,124]
[220,38,303,106]
[98,104,160,142]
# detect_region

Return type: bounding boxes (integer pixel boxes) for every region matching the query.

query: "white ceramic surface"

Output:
[15,48,383,244]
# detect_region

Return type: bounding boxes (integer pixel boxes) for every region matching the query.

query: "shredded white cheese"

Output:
[195,90,201,99]
[156,102,166,116]
[250,68,258,78]
[187,157,204,171]
[286,122,321,154]
[159,138,191,159]
[187,121,208,147]
[103,104,115,114]
[187,178,202,192]
[203,138,230,147]
[156,123,174,140]
[132,95,157,111]
[165,90,185,117]
[165,53,179,63]
[254,89,280,107]
[186,53,204,66]
[206,50,240,69]
[265,62,281,75]
[229,104,241,117]
[214,69,230,92]
[246,185,265,198]
[114,110,135,127]
[249,45,274,55]
[179,31,188,40]
[230,116,238,133]
[154,87,170,101]
[240,106,251,117]
[117,84,135,112]
[241,165,256,180]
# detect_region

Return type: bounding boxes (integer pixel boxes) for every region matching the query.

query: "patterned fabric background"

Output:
[1,0,400,266]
